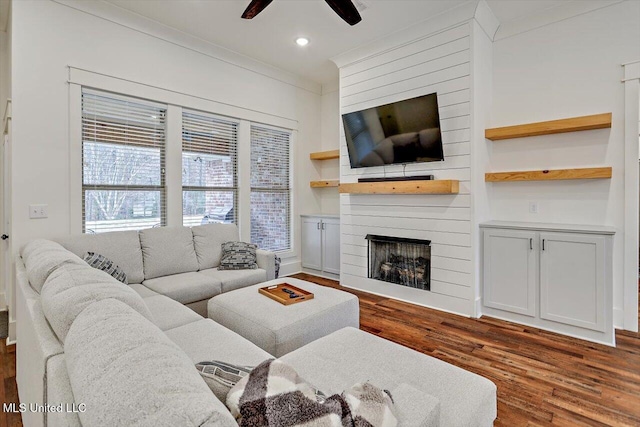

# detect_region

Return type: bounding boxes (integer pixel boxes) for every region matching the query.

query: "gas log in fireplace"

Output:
[365,234,431,291]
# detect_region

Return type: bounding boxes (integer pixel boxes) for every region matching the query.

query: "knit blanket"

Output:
[227,359,397,427]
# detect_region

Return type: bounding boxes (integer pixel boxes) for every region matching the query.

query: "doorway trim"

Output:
[623,60,639,332]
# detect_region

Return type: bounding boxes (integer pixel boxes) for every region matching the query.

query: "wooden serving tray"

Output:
[259,283,314,305]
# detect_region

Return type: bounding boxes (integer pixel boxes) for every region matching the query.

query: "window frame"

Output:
[249,123,293,253]
[181,109,240,227]
[80,89,167,234]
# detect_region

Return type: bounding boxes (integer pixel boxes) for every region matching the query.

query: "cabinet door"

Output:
[483,228,537,316]
[539,232,605,332]
[321,218,340,274]
[301,217,322,270]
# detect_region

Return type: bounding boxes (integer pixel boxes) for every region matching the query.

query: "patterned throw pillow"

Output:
[196,361,253,402]
[219,242,258,270]
[83,252,128,284]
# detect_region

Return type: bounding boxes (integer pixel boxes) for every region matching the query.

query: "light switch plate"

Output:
[29,204,48,219]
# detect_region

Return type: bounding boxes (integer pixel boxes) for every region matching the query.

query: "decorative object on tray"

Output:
[83,252,128,284]
[259,283,314,305]
[227,359,397,427]
[219,242,258,270]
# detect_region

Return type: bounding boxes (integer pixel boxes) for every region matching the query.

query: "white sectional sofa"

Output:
[56,224,275,316]
[15,224,497,427]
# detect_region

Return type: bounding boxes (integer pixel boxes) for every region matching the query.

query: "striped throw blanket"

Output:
[227,359,397,427]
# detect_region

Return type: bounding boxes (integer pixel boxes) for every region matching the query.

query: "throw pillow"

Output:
[83,252,128,284]
[196,361,253,402]
[219,242,258,270]
[275,255,282,279]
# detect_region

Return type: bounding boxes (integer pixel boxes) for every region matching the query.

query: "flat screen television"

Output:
[342,92,443,169]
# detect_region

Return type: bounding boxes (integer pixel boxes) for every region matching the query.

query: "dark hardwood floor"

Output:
[1,275,639,426]
[292,273,640,427]
[0,337,19,427]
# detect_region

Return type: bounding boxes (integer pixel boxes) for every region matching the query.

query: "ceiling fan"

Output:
[241,0,362,26]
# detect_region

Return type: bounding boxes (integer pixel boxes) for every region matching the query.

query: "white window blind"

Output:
[250,125,291,252]
[182,110,238,227]
[82,89,166,233]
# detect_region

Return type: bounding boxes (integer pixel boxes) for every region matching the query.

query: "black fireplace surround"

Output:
[365,234,431,291]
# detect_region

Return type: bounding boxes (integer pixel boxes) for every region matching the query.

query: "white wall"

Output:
[9,0,323,328]
[335,18,477,316]
[317,81,340,215]
[490,0,640,328]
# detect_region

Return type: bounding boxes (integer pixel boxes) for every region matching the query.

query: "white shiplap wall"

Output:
[339,22,475,316]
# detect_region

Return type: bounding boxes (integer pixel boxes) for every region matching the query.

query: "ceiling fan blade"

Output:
[241,0,274,19]
[324,0,362,26]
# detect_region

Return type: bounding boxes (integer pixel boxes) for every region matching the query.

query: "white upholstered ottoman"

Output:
[207,278,359,357]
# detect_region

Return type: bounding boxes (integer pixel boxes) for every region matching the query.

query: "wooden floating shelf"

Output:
[339,180,459,195]
[310,180,339,188]
[485,113,612,141]
[485,167,612,182]
[310,150,340,160]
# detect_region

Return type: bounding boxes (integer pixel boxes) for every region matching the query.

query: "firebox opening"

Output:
[365,235,431,291]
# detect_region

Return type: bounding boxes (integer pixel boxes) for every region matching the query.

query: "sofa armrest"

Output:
[256,249,276,280]
[390,383,440,427]
[16,257,64,427]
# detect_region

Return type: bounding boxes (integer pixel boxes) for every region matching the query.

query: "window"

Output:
[182,110,238,227]
[82,89,166,233]
[250,125,291,252]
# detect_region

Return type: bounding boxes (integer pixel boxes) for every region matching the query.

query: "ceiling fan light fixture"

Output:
[295,37,310,47]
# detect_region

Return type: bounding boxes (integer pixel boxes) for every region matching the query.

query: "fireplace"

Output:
[365,235,431,291]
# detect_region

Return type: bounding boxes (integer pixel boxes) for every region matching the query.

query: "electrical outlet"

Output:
[529,202,538,214]
[29,204,48,219]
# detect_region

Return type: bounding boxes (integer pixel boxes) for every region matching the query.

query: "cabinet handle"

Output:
[322,222,326,230]
[317,222,320,230]
[542,239,545,251]
[530,238,533,250]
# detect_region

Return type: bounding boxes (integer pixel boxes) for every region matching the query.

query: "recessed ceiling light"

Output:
[295,37,309,47]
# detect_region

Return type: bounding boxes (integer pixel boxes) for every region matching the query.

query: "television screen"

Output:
[342,92,443,169]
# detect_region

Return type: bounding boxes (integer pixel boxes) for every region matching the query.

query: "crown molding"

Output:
[49,0,322,95]
[494,0,625,41]
[474,0,500,41]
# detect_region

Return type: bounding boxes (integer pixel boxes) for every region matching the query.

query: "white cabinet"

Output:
[483,228,537,317]
[301,215,340,275]
[539,232,606,332]
[481,221,614,345]
[301,217,322,271]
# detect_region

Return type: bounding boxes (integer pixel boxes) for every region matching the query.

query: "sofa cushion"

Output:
[143,272,222,304]
[57,230,145,284]
[64,299,236,427]
[41,263,154,343]
[139,227,198,280]
[199,268,267,293]
[280,327,496,427]
[129,283,159,298]
[390,383,440,427]
[21,239,87,294]
[164,318,271,368]
[143,295,202,331]
[192,224,240,270]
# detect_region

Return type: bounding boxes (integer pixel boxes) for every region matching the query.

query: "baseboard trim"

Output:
[279,261,302,278]
[474,296,482,319]
[7,318,15,345]
[613,307,624,330]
